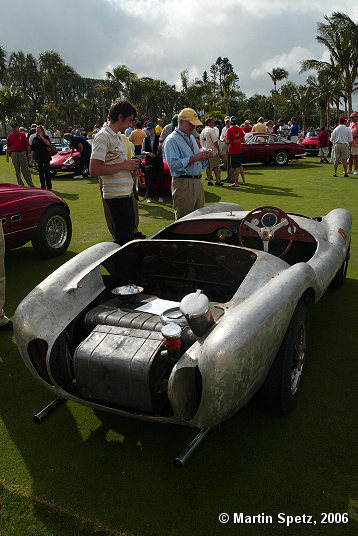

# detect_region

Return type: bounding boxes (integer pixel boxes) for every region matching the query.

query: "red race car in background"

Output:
[298,130,321,155]
[0,183,72,257]
[49,139,92,177]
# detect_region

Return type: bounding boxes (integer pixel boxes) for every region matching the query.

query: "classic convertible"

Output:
[13,202,351,464]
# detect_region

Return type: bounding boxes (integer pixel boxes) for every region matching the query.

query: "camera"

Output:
[131,156,146,173]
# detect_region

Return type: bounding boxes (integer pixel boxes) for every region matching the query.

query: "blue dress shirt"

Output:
[163,128,205,177]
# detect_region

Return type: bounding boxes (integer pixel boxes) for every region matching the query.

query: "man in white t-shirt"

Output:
[330,115,353,177]
[90,99,140,245]
[200,117,223,185]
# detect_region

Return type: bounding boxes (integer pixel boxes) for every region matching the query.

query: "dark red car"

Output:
[242,133,306,165]
[0,183,72,257]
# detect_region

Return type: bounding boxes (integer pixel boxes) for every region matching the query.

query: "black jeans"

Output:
[145,160,164,198]
[105,196,135,245]
[37,160,52,189]
[75,148,91,175]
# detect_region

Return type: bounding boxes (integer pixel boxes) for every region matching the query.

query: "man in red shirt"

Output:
[6,123,34,187]
[226,116,247,187]
[317,126,330,163]
[242,120,252,133]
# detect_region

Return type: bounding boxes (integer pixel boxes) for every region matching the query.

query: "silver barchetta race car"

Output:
[13,203,351,464]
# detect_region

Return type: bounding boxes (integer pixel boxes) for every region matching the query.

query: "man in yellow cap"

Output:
[163,108,212,219]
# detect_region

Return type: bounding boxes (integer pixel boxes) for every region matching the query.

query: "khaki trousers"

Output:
[171,177,204,220]
[0,223,10,327]
[219,140,233,179]
[11,151,34,187]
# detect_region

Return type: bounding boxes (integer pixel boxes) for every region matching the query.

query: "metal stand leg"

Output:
[174,427,211,467]
[33,397,66,424]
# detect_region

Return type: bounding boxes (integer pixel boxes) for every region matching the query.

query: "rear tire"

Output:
[330,244,350,289]
[262,301,308,414]
[31,205,72,258]
[274,150,289,166]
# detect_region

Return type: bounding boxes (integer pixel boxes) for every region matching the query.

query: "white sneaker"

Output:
[73,174,83,179]
[354,170,358,175]
[347,170,353,174]
[158,198,164,203]
[146,198,152,203]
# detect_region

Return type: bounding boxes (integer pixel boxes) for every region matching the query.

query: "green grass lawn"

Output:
[1,155,358,536]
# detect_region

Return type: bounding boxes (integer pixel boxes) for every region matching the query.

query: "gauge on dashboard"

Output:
[251,218,260,226]
[217,228,232,238]
[261,212,277,227]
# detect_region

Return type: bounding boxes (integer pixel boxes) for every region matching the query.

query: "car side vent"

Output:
[28,339,53,385]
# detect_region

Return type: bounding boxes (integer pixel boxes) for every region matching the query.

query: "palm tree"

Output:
[302,12,358,115]
[8,51,38,125]
[95,81,115,121]
[180,69,206,110]
[106,65,137,99]
[0,45,7,84]
[39,50,66,104]
[0,85,24,125]
[305,70,343,127]
[267,68,289,92]
[56,63,79,103]
[222,72,239,116]
[268,68,288,121]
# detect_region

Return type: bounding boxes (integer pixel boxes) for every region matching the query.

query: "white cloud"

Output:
[1,0,357,108]
[250,47,313,79]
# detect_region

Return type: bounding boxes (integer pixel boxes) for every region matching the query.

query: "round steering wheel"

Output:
[238,206,296,258]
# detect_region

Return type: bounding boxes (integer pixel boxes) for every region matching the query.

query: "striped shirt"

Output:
[91,124,134,199]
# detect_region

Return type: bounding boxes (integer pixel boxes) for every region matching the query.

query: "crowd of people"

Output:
[2,103,358,330]
[316,113,358,177]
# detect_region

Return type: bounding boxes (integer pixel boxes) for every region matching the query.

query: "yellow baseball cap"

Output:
[178,108,202,126]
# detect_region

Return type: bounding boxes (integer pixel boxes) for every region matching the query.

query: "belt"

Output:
[176,174,202,179]
[11,150,26,152]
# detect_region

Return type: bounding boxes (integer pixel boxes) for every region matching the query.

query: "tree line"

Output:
[0,11,357,135]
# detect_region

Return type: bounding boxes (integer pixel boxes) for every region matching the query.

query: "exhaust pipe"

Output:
[174,427,211,467]
[33,397,66,424]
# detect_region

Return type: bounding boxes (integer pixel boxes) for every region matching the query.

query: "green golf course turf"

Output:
[0,155,357,536]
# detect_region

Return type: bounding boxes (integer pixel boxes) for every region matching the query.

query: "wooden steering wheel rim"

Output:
[238,205,296,258]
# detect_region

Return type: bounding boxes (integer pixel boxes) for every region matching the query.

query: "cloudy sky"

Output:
[1,0,358,107]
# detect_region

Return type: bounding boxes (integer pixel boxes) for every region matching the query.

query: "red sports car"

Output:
[49,145,89,177]
[298,130,321,155]
[242,133,306,165]
[0,183,72,257]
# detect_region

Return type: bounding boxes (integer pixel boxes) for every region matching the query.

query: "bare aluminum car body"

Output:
[14,202,352,429]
